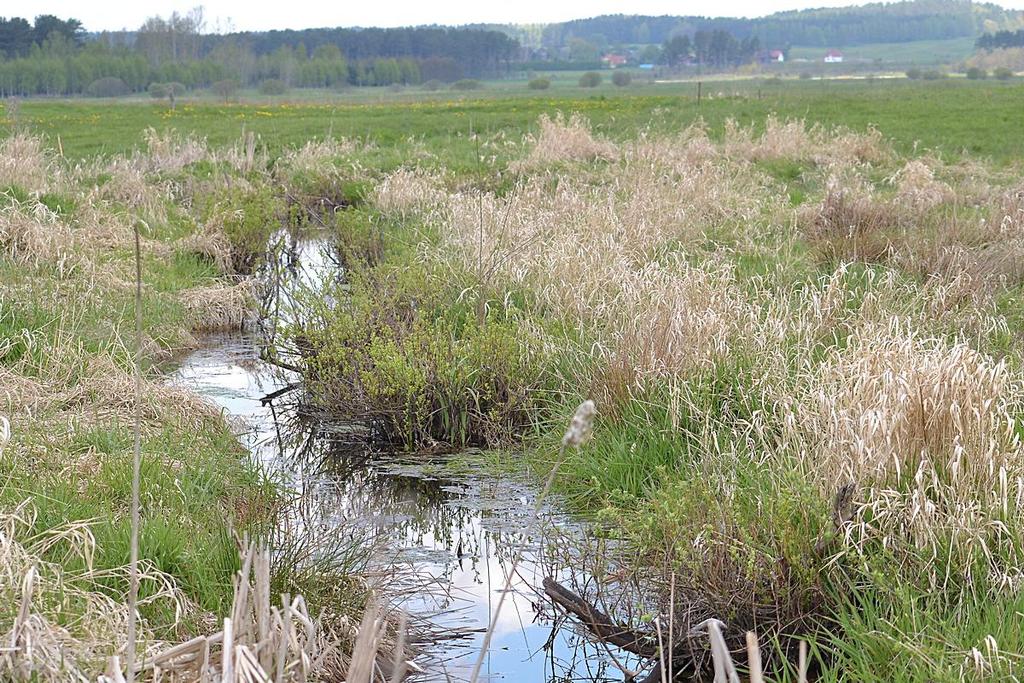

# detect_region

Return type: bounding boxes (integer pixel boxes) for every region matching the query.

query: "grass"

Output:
[3,77,1024,163]
[5,78,1024,680]
[274,102,1024,680]
[0,123,373,678]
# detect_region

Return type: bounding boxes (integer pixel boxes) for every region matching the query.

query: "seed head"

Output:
[0,416,9,451]
[562,400,596,448]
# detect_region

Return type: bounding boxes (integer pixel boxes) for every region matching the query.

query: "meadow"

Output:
[2,77,1024,681]
[4,77,1024,162]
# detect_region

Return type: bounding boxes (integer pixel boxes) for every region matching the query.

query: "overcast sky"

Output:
[23,0,1024,33]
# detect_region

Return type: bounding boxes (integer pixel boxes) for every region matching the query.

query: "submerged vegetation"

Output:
[3,81,1024,681]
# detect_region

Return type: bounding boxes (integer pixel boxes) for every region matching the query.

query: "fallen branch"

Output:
[542,577,659,659]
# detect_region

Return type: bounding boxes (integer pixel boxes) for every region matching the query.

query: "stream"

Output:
[169,239,640,681]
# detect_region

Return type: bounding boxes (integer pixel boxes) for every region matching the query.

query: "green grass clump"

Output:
[297,257,553,449]
[196,183,286,273]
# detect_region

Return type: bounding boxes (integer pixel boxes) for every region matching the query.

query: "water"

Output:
[168,240,641,681]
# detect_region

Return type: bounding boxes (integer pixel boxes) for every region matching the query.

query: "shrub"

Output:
[298,260,551,448]
[578,72,602,87]
[211,79,240,99]
[148,82,170,99]
[199,185,285,273]
[799,71,812,80]
[966,67,987,80]
[994,66,1014,80]
[921,69,947,80]
[421,79,443,91]
[451,79,483,91]
[611,71,632,87]
[87,77,129,98]
[528,77,551,90]
[259,78,288,95]
[905,68,922,80]
[148,82,186,100]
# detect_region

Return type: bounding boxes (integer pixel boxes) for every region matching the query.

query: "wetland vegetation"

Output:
[2,77,1024,681]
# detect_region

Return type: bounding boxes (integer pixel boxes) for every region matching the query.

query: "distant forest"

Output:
[976,28,1024,48]
[522,0,1024,49]
[0,9,518,96]
[1,0,1023,97]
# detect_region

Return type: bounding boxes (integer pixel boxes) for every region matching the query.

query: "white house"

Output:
[824,50,844,63]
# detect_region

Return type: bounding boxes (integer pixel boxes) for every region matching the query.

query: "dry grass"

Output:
[0,200,77,267]
[722,115,889,167]
[424,116,1024,616]
[180,281,256,333]
[0,502,387,683]
[888,158,954,210]
[0,133,53,193]
[0,502,189,682]
[801,177,902,264]
[179,230,235,275]
[119,544,356,683]
[278,137,359,177]
[511,113,618,170]
[140,128,209,174]
[434,130,776,410]
[783,322,1024,587]
[94,160,172,223]
[370,168,446,219]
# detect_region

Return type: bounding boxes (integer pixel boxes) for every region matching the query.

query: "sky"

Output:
[22,0,1024,34]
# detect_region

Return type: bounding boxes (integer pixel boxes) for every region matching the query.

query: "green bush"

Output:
[994,67,1014,80]
[905,68,922,80]
[611,71,632,87]
[799,71,813,80]
[259,78,288,95]
[921,69,947,80]
[451,79,483,91]
[87,77,129,98]
[528,77,551,90]
[298,260,552,449]
[199,185,284,273]
[421,79,443,91]
[578,71,602,87]
[966,67,987,80]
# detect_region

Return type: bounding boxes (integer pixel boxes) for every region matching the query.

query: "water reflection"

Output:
[169,240,641,682]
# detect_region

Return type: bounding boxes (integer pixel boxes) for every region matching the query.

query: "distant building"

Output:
[824,50,844,63]
[769,50,785,63]
[602,53,628,68]
[638,63,655,70]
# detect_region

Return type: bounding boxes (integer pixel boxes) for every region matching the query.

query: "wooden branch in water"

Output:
[259,348,302,374]
[259,382,300,406]
[542,577,660,659]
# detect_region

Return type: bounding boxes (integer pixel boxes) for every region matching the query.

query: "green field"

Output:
[5,78,1023,163]
[788,36,978,65]
[4,78,1024,680]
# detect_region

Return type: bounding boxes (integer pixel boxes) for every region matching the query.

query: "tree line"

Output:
[525,0,1023,50]
[659,31,762,68]
[0,15,83,58]
[0,11,517,97]
[976,29,1024,49]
